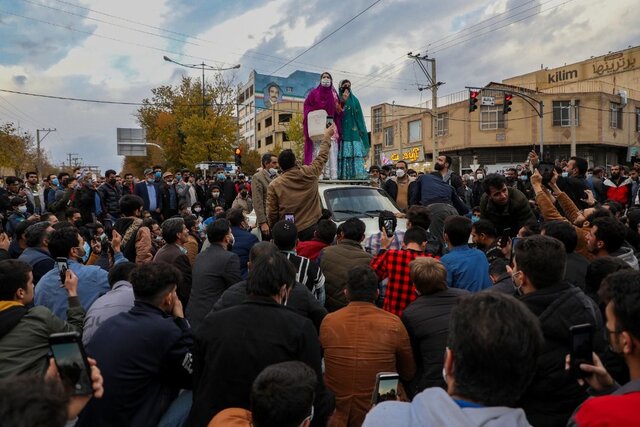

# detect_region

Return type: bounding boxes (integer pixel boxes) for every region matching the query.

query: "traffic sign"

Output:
[481,96,495,106]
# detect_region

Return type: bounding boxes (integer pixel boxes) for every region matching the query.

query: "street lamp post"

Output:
[163,56,240,119]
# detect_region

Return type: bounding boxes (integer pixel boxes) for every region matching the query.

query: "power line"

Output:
[270,0,383,75]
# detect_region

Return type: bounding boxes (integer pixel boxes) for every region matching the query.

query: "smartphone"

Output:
[56,257,68,284]
[326,116,334,128]
[284,213,295,223]
[49,332,93,395]
[537,162,556,185]
[498,228,512,248]
[510,237,522,260]
[372,372,400,405]
[383,219,395,238]
[569,323,594,379]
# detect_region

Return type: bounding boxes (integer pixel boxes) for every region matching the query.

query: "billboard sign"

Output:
[117,128,147,156]
[254,70,321,110]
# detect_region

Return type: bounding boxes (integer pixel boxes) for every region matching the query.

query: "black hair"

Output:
[483,174,506,194]
[206,218,231,243]
[10,196,26,207]
[226,208,245,227]
[250,361,317,427]
[341,217,366,241]
[514,235,566,289]
[603,200,624,217]
[346,265,378,302]
[600,270,640,341]
[278,149,296,171]
[272,220,298,251]
[585,257,631,296]
[261,153,274,167]
[447,292,544,406]
[403,226,428,246]
[520,220,541,237]
[0,376,68,427]
[48,227,81,259]
[247,251,296,297]
[406,205,431,230]
[107,262,137,288]
[592,217,627,253]
[130,263,181,304]
[489,257,510,277]
[104,169,117,178]
[64,207,80,221]
[119,195,144,217]
[396,160,408,168]
[161,217,185,244]
[444,155,453,167]
[541,220,578,253]
[142,218,159,231]
[25,171,37,178]
[570,157,588,175]
[183,215,197,232]
[315,219,337,244]
[5,176,20,186]
[0,260,32,300]
[25,221,51,248]
[584,207,613,224]
[444,216,472,247]
[472,219,498,238]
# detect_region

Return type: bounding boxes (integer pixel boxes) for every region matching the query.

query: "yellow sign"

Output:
[389,147,423,163]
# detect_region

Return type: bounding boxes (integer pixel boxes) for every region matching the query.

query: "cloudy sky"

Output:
[0,0,638,173]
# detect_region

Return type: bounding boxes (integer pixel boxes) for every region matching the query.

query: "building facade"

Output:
[238,70,321,150]
[254,101,304,154]
[369,45,640,173]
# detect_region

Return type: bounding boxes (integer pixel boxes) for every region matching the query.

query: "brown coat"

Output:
[267,135,330,232]
[251,169,273,226]
[319,239,373,312]
[320,302,416,427]
[135,226,153,265]
[152,243,193,307]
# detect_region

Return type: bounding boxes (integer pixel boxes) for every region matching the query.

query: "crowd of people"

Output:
[0,129,639,427]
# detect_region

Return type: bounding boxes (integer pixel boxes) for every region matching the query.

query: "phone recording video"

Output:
[569,323,594,379]
[326,116,334,129]
[537,162,556,186]
[49,332,93,395]
[56,257,68,284]
[378,212,397,238]
[372,372,400,405]
[284,213,295,223]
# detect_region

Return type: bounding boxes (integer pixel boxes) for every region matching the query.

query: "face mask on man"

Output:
[476,173,484,180]
[52,178,60,187]
[269,168,278,177]
[321,78,331,87]
[396,169,406,178]
[155,171,161,179]
[561,171,569,178]
[194,207,202,213]
[212,191,220,198]
[17,205,28,213]
[519,175,528,182]
[217,173,226,181]
[147,178,155,184]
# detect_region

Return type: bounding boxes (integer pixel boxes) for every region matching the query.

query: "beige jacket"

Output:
[267,135,330,231]
[251,169,273,226]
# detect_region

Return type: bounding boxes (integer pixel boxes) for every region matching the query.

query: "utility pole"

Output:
[408,53,444,160]
[570,99,576,157]
[36,128,56,177]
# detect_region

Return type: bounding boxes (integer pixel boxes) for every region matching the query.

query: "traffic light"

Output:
[234,147,242,166]
[469,90,479,113]
[503,93,513,114]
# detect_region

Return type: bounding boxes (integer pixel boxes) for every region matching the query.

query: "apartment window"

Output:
[636,107,640,132]
[552,101,580,127]
[383,126,394,146]
[257,122,261,131]
[265,116,273,127]
[266,135,273,145]
[374,144,382,165]
[408,120,422,142]
[480,106,505,130]
[249,119,254,130]
[279,113,292,123]
[374,108,383,133]
[610,102,623,129]
[283,132,290,142]
[257,139,261,149]
[249,85,254,96]
[436,113,449,136]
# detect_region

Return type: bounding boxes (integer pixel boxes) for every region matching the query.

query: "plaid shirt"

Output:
[364,230,405,256]
[371,249,437,317]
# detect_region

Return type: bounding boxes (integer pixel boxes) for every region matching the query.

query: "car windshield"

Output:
[324,187,400,221]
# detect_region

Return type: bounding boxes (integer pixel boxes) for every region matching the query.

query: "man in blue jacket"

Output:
[77,263,193,427]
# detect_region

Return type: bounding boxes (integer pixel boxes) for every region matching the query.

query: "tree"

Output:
[134,74,238,175]
[286,112,305,159]
[238,141,261,175]
[0,122,53,177]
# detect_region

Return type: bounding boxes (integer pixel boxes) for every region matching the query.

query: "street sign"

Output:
[117,128,147,156]
[481,96,496,106]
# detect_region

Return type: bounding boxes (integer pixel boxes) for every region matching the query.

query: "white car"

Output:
[248,181,407,240]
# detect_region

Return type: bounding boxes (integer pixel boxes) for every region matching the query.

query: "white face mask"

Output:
[396,169,406,178]
[321,78,331,87]
[228,233,235,247]
[17,205,28,213]
[268,168,278,177]
[194,207,202,213]
[476,173,484,180]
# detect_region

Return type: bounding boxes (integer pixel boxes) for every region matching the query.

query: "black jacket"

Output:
[17,247,55,285]
[401,288,469,397]
[97,182,122,217]
[565,252,589,290]
[480,187,536,237]
[558,175,589,210]
[187,244,242,333]
[188,296,334,427]
[518,283,605,427]
[212,280,327,332]
[77,302,193,427]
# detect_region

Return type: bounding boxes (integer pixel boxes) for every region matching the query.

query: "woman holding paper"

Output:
[303,72,342,178]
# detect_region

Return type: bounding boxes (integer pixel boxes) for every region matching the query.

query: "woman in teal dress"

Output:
[338,80,370,180]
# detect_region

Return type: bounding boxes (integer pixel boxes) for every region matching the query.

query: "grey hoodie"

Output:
[611,245,640,270]
[363,387,531,427]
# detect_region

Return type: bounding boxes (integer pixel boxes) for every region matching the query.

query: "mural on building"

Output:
[254,71,321,110]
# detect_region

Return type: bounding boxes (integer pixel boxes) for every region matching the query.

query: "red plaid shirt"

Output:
[371,249,438,317]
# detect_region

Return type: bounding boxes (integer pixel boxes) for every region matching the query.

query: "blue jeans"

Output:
[157,390,192,427]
